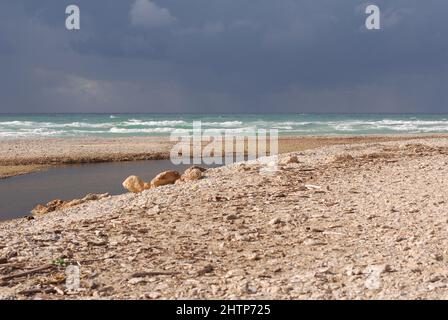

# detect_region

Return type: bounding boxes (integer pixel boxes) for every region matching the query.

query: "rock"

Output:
[197,264,214,276]
[189,165,207,172]
[280,155,299,165]
[225,269,246,278]
[47,199,64,211]
[143,182,152,190]
[331,153,354,163]
[145,292,161,299]
[31,199,64,216]
[151,170,181,188]
[122,175,146,193]
[31,204,49,216]
[63,199,83,208]
[269,217,282,225]
[302,238,327,246]
[31,193,110,216]
[247,253,261,261]
[182,167,203,182]
[345,265,363,276]
[244,282,257,294]
[82,193,109,202]
[128,277,145,285]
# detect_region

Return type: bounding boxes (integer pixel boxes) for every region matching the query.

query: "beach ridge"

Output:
[1,137,448,299]
[1,134,446,179]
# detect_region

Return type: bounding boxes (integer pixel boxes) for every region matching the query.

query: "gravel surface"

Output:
[1,138,448,299]
[1,135,441,178]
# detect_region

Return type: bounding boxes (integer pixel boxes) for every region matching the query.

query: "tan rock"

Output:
[63,199,83,208]
[331,153,354,163]
[31,204,50,216]
[189,165,207,172]
[151,170,181,188]
[143,182,152,190]
[122,175,145,193]
[182,167,203,181]
[82,193,109,201]
[32,199,68,216]
[45,199,65,212]
[280,155,299,165]
[32,193,110,216]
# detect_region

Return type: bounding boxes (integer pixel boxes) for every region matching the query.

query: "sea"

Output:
[1,114,448,138]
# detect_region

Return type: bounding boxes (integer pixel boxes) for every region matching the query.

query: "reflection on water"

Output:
[0,160,198,221]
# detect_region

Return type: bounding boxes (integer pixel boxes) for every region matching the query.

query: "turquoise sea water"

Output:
[1,114,448,137]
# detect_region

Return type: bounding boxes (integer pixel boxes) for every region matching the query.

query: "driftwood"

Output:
[130,271,180,278]
[0,262,25,269]
[0,264,55,282]
[18,287,57,296]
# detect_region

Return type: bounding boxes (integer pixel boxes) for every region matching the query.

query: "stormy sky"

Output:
[0,0,447,113]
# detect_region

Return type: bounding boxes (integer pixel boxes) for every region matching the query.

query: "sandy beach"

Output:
[1,135,445,179]
[1,136,448,299]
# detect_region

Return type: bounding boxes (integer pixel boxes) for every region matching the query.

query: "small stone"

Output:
[302,238,326,246]
[225,269,245,278]
[181,167,204,181]
[245,283,257,294]
[269,286,282,294]
[145,292,161,299]
[434,254,444,262]
[31,204,49,216]
[345,265,363,276]
[331,154,354,163]
[269,217,282,225]
[197,264,214,275]
[128,277,145,285]
[279,155,299,165]
[247,253,261,261]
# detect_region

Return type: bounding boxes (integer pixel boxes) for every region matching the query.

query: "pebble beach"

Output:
[1,136,448,299]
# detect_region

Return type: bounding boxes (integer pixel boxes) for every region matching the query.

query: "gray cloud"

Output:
[0,0,447,113]
[130,0,176,29]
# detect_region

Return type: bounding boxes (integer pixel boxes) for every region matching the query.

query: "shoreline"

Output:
[1,134,447,179]
[1,136,448,298]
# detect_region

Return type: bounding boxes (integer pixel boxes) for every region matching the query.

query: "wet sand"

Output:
[1,135,446,179]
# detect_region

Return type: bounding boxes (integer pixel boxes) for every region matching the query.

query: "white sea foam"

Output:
[3,116,448,137]
[109,127,190,133]
[0,128,66,137]
[123,119,187,126]
[0,121,39,127]
[201,121,244,127]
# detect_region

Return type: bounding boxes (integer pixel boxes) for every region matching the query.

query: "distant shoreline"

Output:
[1,134,448,179]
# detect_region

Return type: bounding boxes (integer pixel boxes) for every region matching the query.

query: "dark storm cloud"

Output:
[0,0,447,113]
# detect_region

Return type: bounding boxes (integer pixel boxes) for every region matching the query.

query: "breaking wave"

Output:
[2,115,448,137]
